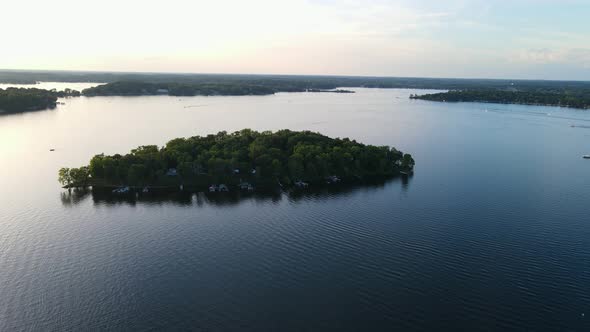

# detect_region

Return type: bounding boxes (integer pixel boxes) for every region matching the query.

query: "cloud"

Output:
[565,49,590,68]
[516,49,560,64]
[514,48,590,68]
[1,0,589,80]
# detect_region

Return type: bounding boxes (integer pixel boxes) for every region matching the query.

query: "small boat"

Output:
[583,155,590,159]
[112,186,130,194]
[325,175,341,184]
[239,182,254,191]
[294,180,309,188]
[49,149,55,151]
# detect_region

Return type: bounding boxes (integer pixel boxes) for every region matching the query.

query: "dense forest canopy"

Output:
[410,89,590,109]
[81,81,277,96]
[58,129,415,189]
[0,88,79,113]
[81,82,356,96]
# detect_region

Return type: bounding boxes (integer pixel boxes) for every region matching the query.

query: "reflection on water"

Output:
[60,177,411,208]
[0,104,57,117]
[60,187,92,207]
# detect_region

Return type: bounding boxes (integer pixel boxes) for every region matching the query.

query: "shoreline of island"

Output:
[5,74,590,114]
[0,82,357,114]
[410,90,590,110]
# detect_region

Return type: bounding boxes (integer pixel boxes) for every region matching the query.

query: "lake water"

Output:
[1,88,590,331]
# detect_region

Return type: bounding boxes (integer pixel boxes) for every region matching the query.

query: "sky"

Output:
[3,0,590,80]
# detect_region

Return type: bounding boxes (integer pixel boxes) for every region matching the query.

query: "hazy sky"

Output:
[3,0,590,79]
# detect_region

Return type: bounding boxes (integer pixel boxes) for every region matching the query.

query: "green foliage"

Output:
[0,88,57,113]
[64,129,413,188]
[58,167,90,187]
[58,168,72,186]
[401,154,415,170]
[82,81,276,96]
[0,88,80,113]
[410,89,590,110]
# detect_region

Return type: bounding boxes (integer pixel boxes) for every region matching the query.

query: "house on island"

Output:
[294,180,309,188]
[325,175,341,184]
[209,184,229,192]
[239,182,254,191]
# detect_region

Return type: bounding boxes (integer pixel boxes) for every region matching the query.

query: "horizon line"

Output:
[1,68,589,83]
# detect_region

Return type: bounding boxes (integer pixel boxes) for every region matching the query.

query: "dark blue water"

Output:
[1,89,590,331]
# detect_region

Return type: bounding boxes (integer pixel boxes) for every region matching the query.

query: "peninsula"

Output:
[81,81,276,96]
[58,129,415,191]
[410,89,590,110]
[81,81,355,96]
[0,88,80,114]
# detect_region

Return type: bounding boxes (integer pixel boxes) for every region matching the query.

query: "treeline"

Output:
[307,89,355,93]
[81,82,360,97]
[410,89,590,109]
[0,88,79,113]
[0,88,80,113]
[82,81,276,96]
[5,69,590,92]
[59,129,415,188]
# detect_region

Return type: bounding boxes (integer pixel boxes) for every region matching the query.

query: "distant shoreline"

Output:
[410,90,590,110]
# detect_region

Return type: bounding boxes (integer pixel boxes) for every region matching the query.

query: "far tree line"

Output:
[410,89,590,109]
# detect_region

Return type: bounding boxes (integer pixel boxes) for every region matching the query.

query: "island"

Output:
[80,82,355,97]
[81,81,277,97]
[0,88,80,114]
[0,82,354,115]
[58,129,415,192]
[306,89,355,93]
[410,89,590,110]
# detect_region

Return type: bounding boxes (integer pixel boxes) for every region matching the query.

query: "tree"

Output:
[401,154,415,170]
[271,159,282,176]
[127,164,147,185]
[58,167,89,187]
[69,167,90,186]
[288,155,305,179]
[58,168,72,187]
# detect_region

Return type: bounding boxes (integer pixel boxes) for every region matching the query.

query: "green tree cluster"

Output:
[0,88,80,113]
[410,89,590,109]
[82,81,276,97]
[61,129,414,188]
[58,167,90,187]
